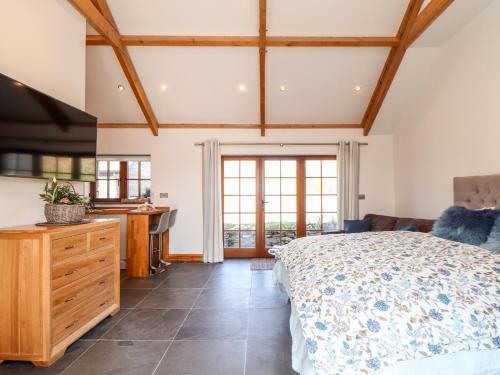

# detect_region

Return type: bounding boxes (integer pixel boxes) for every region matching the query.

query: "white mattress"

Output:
[273,260,500,375]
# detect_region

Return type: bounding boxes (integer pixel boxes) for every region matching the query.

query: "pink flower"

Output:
[59,197,70,204]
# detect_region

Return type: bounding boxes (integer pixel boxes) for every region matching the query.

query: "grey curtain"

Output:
[337,141,360,230]
[202,139,224,263]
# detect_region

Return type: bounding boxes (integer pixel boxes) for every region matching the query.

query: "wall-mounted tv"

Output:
[0,72,97,182]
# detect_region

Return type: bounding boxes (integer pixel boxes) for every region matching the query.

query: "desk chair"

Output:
[149,209,178,273]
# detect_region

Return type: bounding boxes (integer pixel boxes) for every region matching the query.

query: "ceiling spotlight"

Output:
[117,84,125,91]
[13,81,24,87]
[238,84,247,92]
[354,85,362,93]
[279,85,287,92]
[160,84,167,92]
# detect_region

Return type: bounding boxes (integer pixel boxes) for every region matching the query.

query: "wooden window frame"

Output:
[90,160,151,203]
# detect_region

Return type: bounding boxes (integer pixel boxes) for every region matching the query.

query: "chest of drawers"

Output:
[0,219,120,367]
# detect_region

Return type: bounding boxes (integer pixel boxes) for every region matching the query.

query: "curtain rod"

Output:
[194,142,368,146]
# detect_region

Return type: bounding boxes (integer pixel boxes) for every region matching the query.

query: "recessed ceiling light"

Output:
[160,84,167,92]
[13,81,24,87]
[238,84,247,92]
[279,85,287,92]
[117,84,125,91]
[354,85,362,93]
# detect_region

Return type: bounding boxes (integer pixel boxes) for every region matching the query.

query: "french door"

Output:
[222,156,337,258]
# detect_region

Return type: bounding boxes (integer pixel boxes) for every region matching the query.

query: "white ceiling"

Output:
[373,0,494,134]
[128,47,260,124]
[266,48,388,124]
[267,0,408,36]
[86,47,145,123]
[85,0,492,127]
[414,0,494,46]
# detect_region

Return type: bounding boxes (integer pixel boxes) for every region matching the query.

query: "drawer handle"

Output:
[64,245,75,250]
[64,269,78,276]
[99,280,107,286]
[64,295,77,303]
[98,257,107,263]
[65,320,78,330]
[99,236,107,241]
[99,300,109,307]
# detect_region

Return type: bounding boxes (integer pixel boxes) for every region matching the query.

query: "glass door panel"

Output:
[264,159,297,247]
[305,159,338,236]
[223,159,257,256]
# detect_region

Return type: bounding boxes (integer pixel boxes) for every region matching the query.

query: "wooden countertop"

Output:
[90,206,170,216]
[0,218,119,234]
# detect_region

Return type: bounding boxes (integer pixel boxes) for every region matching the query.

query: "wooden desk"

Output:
[126,208,170,277]
[89,206,171,277]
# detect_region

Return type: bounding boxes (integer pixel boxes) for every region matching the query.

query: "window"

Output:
[127,161,151,199]
[92,156,151,202]
[222,156,338,258]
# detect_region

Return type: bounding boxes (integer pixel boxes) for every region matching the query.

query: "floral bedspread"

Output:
[275,231,500,374]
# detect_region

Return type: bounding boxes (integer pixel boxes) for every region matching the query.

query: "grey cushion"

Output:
[481,216,500,253]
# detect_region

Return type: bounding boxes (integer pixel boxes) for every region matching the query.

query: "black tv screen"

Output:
[0,73,97,181]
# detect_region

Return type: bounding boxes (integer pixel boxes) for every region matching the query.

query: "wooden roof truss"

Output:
[70,0,454,136]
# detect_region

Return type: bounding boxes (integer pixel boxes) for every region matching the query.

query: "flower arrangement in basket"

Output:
[40,178,89,224]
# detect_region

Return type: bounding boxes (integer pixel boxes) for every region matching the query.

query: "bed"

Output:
[273,175,500,374]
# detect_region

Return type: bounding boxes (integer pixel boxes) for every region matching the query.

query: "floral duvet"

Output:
[275,231,500,374]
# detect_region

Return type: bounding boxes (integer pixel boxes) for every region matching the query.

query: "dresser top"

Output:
[0,218,119,234]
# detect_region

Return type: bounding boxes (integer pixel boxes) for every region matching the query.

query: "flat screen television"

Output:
[0,72,97,182]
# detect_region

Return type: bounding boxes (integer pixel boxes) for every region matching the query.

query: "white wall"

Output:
[97,128,395,254]
[393,0,500,219]
[0,0,86,227]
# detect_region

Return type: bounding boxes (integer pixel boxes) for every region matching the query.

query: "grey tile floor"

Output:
[0,260,298,375]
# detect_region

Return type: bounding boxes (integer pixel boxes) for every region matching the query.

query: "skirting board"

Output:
[166,254,203,262]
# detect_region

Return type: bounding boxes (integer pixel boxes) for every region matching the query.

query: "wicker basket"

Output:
[44,204,86,224]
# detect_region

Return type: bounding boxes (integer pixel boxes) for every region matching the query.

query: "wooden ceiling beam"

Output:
[87,35,259,46]
[361,0,425,136]
[407,0,455,46]
[259,0,267,136]
[70,0,159,136]
[86,35,399,47]
[267,36,399,47]
[69,0,121,48]
[98,123,362,129]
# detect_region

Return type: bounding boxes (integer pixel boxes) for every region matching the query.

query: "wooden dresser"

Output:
[0,219,120,367]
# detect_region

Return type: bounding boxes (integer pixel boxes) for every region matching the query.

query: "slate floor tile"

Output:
[62,340,169,375]
[248,306,291,340]
[155,340,245,375]
[137,288,202,309]
[175,308,248,340]
[81,308,132,340]
[194,288,249,309]
[120,289,152,308]
[104,309,188,340]
[0,340,95,375]
[250,287,289,308]
[246,337,298,375]
[159,273,211,288]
